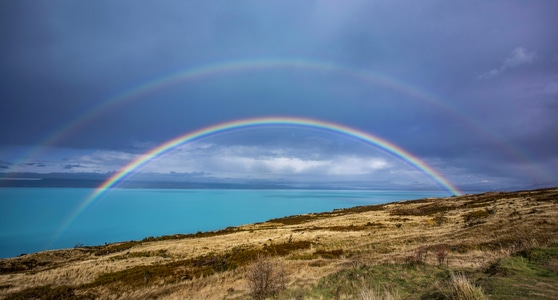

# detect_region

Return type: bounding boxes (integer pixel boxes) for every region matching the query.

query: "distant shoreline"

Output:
[0,177,470,192]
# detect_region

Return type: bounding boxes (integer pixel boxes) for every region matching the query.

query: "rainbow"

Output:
[95,117,461,196]
[52,116,461,240]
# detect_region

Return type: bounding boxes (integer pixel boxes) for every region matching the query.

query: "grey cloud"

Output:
[504,47,538,67]
[479,47,538,79]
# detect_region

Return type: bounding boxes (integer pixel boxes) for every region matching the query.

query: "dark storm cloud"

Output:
[1,1,557,189]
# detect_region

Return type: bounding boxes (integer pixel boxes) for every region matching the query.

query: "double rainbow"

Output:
[13,58,550,183]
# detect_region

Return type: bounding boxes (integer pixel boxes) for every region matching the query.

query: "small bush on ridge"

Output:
[246,255,287,300]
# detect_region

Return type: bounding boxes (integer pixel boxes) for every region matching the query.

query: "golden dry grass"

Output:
[1,187,557,299]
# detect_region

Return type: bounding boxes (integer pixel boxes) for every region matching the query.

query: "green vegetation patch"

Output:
[516,245,558,267]
[479,246,558,299]
[308,263,450,299]
[303,245,558,299]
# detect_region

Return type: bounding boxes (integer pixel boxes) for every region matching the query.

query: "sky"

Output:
[1,0,557,192]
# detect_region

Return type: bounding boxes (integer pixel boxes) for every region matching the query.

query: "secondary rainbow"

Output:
[13,58,460,170]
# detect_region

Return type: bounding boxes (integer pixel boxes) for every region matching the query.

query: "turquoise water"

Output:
[0,188,449,258]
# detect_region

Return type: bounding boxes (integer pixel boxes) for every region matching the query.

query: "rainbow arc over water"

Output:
[52,116,461,242]
[94,117,460,196]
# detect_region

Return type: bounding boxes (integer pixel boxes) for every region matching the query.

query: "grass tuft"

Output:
[358,285,400,300]
[445,273,487,300]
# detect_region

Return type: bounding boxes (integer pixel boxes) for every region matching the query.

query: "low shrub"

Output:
[437,245,448,266]
[405,246,428,267]
[246,255,287,300]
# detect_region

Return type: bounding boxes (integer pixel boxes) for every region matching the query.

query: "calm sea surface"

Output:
[0,188,449,258]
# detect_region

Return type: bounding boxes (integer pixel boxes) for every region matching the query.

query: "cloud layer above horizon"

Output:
[1,1,557,191]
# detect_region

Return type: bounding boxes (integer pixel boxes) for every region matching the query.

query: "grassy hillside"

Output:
[1,188,557,299]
